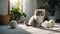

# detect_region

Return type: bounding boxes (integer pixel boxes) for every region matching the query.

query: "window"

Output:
[10,0,20,10]
[20,0,23,10]
[10,0,23,11]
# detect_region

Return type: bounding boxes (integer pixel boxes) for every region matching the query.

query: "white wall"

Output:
[0,0,8,16]
[23,0,37,21]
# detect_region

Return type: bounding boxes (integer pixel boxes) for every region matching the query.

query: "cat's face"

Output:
[35,11,44,16]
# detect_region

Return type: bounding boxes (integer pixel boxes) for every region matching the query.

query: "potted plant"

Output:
[10,6,26,21]
[10,0,26,22]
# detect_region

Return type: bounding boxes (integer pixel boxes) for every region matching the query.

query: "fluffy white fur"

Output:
[41,20,56,28]
[10,20,17,28]
[27,15,44,27]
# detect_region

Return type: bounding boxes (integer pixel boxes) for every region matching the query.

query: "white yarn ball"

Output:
[49,20,56,27]
[41,21,49,28]
[10,20,17,28]
[41,20,56,28]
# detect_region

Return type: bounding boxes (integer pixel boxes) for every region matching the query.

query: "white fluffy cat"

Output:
[26,9,45,27]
